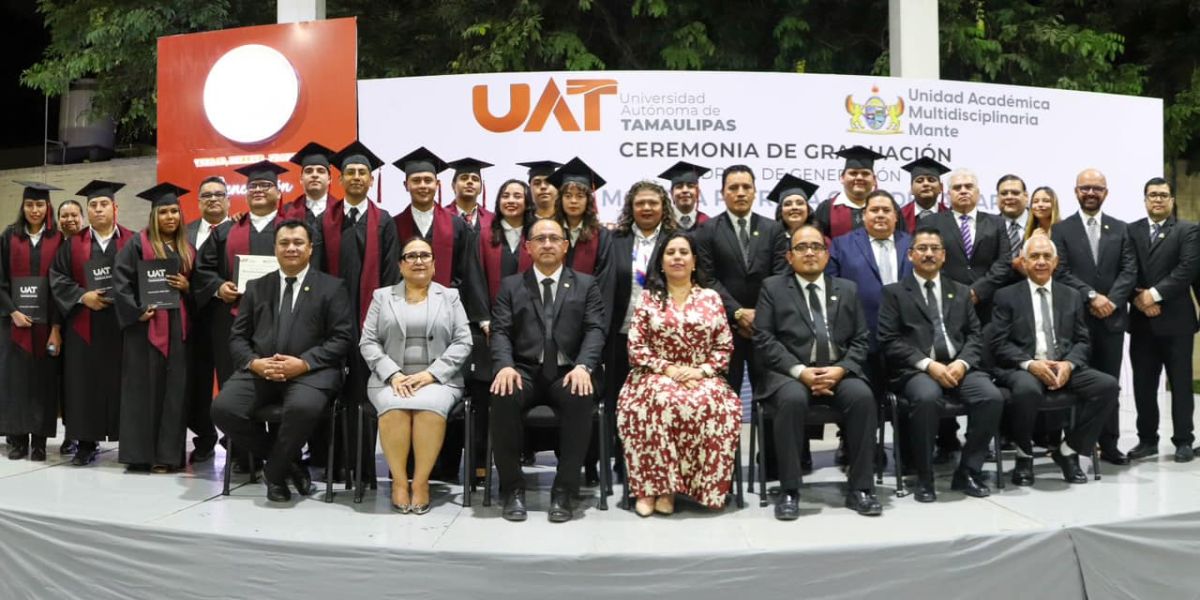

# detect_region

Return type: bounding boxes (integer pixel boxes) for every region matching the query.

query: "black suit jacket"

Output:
[605,230,668,337]
[490,267,607,377]
[989,280,1091,377]
[1051,211,1137,332]
[929,210,1013,306]
[228,268,355,391]
[696,211,791,322]
[1127,216,1200,336]
[752,274,870,399]
[877,274,982,388]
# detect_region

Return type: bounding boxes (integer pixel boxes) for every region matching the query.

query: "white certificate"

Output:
[235,255,280,293]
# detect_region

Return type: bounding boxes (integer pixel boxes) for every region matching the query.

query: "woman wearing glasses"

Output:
[360,237,472,514]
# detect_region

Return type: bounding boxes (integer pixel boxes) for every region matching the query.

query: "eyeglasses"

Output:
[1146,192,1172,201]
[530,234,566,245]
[247,182,275,192]
[199,192,227,201]
[791,242,827,254]
[1076,185,1107,194]
[912,244,944,253]
[401,252,434,263]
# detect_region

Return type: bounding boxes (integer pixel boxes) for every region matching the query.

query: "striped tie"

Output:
[959,214,974,259]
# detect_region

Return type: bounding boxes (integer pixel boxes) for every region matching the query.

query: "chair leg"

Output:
[993,433,1005,490]
[463,397,473,508]
[876,403,886,485]
[734,440,745,509]
[747,404,757,495]
[324,400,336,503]
[340,400,352,490]
[248,451,259,484]
[889,395,907,497]
[222,438,233,496]
[353,403,364,504]
[755,404,768,507]
[483,405,494,508]
[596,401,610,510]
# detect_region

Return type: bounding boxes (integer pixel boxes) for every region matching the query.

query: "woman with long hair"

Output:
[768,175,818,235]
[549,158,611,279]
[617,232,741,515]
[1025,186,1061,239]
[0,182,64,461]
[112,183,195,473]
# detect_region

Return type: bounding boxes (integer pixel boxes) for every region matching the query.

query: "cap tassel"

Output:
[376,169,383,206]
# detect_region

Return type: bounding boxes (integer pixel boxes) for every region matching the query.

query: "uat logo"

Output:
[472,78,617,132]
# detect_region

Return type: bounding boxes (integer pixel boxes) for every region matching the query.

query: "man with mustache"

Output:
[899,157,950,232]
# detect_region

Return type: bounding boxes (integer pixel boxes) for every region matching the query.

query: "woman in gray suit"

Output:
[360,238,472,514]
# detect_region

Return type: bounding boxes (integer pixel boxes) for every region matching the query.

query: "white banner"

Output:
[359,71,1162,223]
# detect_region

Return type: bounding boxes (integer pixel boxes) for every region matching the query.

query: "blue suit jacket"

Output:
[826,228,914,348]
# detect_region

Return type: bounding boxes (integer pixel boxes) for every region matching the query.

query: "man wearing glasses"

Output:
[877,227,1003,502]
[489,218,607,523]
[753,225,881,519]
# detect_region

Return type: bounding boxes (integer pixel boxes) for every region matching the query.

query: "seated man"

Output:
[753,225,881,520]
[990,235,1118,485]
[489,218,607,523]
[211,220,355,502]
[877,227,1003,502]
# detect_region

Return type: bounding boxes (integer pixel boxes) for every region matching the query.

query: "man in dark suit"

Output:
[210,220,355,502]
[187,176,230,252]
[990,235,1119,485]
[1051,168,1137,464]
[660,161,710,231]
[695,164,791,396]
[1126,177,1199,463]
[489,218,607,523]
[927,168,1013,322]
[753,225,881,519]
[878,227,1003,502]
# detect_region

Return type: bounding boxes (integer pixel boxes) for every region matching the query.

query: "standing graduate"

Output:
[517,160,563,223]
[445,157,494,231]
[281,142,339,221]
[49,181,133,465]
[813,146,891,239]
[111,183,195,472]
[659,161,711,231]
[0,181,64,461]
[550,157,612,280]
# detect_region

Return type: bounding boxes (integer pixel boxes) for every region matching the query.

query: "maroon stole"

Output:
[8,228,62,356]
[827,195,857,239]
[395,205,455,287]
[450,202,494,232]
[482,235,532,303]
[281,194,341,220]
[139,230,191,358]
[224,213,286,316]
[323,199,382,325]
[69,225,132,344]
[570,227,600,275]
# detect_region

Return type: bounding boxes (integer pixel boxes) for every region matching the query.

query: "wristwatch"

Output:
[733,308,745,321]
[1087,290,1098,300]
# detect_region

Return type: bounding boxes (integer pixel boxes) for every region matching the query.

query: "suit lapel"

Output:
[552,269,572,327]
[824,275,842,333]
[389,281,407,338]
[786,275,814,330]
[1071,214,1098,270]
[904,276,933,323]
[944,213,969,262]
[427,285,444,339]
[718,213,747,273]
[291,269,315,320]
[940,279,955,324]
[853,231,881,281]
[1149,216,1175,257]
[1051,282,1072,342]
[895,232,912,280]
[523,270,546,327]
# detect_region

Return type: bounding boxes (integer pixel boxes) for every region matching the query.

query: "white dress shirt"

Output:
[788,274,839,379]
[344,198,368,222]
[833,192,866,209]
[27,224,45,246]
[568,225,582,246]
[871,234,897,285]
[249,210,278,233]
[1021,278,1054,370]
[306,194,328,218]
[195,217,230,251]
[911,272,968,372]
[277,265,308,311]
[501,220,522,253]
[94,227,117,252]
[411,205,435,236]
[621,226,660,334]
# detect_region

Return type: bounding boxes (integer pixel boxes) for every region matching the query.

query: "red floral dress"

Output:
[617,287,741,508]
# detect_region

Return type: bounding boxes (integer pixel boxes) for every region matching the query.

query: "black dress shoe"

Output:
[548,491,573,523]
[951,468,990,498]
[501,489,527,522]
[1174,444,1194,463]
[913,481,937,503]
[71,444,99,466]
[59,440,77,456]
[775,490,801,520]
[1126,441,1159,460]
[266,481,292,502]
[189,446,216,464]
[29,446,47,462]
[7,445,29,461]
[1099,447,1129,466]
[845,490,883,516]
[1050,450,1087,484]
[1011,457,1035,486]
[289,463,315,496]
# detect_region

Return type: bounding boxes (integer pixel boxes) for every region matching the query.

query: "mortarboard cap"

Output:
[136,182,189,207]
[900,156,951,180]
[517,160,563,180]
[447,157,493,177]
[75,180,125,200]
[331,140,385,172]
[658,161,711,186]
[836,145,886,170]
[546,157,606,191]
[766,174,819,204]
[289,142,336,169]
[392,147,448,177]
[14,181,61,201]
[234,160,288,184]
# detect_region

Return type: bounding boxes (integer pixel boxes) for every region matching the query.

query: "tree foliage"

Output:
[19,0,1200,166]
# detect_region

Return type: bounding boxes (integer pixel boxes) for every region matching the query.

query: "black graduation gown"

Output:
[112,235,191,468]
[0,227,61,438]
[49,230,124,441]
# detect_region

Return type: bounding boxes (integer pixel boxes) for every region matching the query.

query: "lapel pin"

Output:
[948,293,955,299]
[564,282,571,288]
[830,295,838,301]
[1159,233,1165,239]
[1103,224,1109,229]
[303,286,310,292]
[752,230,760,237]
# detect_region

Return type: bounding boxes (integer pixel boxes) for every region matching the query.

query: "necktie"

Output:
[348,206,360,224]
[875,239,895,284]
[1150,222,1161,245]
[1008,219,1022,258]
[737,217,751,265]
[276,276,297,354]
[1087,217,1101,263]
[541,277,558,380]
[851,208,864,229]
[1037,287,1057,360]
[680,215,692,229]
[959,214,974,259]
[925,281,952,362]
[919,209,933,220]
[209,224,218,235]
[807,283,831,365]
[464,210,475,227]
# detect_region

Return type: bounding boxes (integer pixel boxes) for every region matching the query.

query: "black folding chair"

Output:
[221,396,343,502]
[886,392,1004,496]
[996,387,1101,488]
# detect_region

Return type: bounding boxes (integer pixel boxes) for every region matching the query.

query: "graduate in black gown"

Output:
[320,141,401,485]
[49,181,134,465]
[550,158,612,283]
[112,183,195,472]
[0,181,65,461]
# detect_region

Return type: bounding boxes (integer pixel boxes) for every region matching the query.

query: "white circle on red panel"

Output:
[203,44,299,144]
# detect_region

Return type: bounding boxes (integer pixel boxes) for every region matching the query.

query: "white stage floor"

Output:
[1,393,1198,599]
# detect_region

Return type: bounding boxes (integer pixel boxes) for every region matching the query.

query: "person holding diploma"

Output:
[112,183,195,473]
[0,181,64,461]
[49,180,133,466]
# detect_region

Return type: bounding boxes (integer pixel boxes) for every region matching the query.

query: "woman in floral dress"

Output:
[617,232,741,516]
